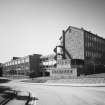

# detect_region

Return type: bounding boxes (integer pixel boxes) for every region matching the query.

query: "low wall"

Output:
[50,68,77,78]
[3,75,29,79]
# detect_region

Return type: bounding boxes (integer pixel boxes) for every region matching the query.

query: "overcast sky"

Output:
[0,0,105,62]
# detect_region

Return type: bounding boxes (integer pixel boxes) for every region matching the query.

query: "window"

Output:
[93,37,97,41]
[14,60,17,65]
[17,60,20,64]
[85,51,88,57]
[9,62,11,65]
[6,63,8,66]
[21,59,24,63]
[85,42,88,47]
[5,63,7,66]
[13,60,15,65]
[11,61,13,65]
[25,57,29,62]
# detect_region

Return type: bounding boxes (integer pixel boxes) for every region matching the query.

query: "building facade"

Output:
[52,59,78,77]
[59,26,105,75]
[0,63,3,77]
[40,54,78,77]
[2,26,105,78]
[40,54,56,76]
[3,54,41,78]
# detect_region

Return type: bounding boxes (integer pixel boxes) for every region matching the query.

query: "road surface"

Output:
[1,80,105,105]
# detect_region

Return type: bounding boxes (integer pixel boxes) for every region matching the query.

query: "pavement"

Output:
[1,79,105,105]
[12,78,105,87]
[6,99,26,105]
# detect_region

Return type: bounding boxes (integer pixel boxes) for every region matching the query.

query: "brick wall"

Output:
[65,27,84,60]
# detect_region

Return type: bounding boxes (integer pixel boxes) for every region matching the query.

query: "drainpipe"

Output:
[62,30,65,59]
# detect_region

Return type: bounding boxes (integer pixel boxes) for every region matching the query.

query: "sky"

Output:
[0,0,105,63]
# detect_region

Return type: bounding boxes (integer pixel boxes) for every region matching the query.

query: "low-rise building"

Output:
[3,54,41,78]
[40,54,56,76]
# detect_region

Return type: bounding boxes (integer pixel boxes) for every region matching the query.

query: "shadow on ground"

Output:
[22,78,48,83]
[0,86,11,93]
[0,86,13,104]
[0,86,33,105]
[0,78,11,83]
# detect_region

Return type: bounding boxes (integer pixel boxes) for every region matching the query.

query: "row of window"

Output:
[40,65,55,69]
[4,65,29,70]
[85,41,105,51]
[85,32,105,44]
[40,60,56,66]
[4,70,29,75]
[40,55,55,61]
[57,59,71,65]
[4,57,29,67]
[85,51,102,58]
[52,70,72,74]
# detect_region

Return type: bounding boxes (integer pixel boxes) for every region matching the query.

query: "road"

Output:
[1,80,105,105]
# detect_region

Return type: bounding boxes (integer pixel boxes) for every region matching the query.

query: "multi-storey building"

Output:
[3,54,41,77]
[59,26,105,74]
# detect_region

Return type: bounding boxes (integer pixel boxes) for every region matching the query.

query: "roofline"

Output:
[3,54,42,64]
[84,30,105,41]
[63,26,105,41]
[65,26,84,33]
